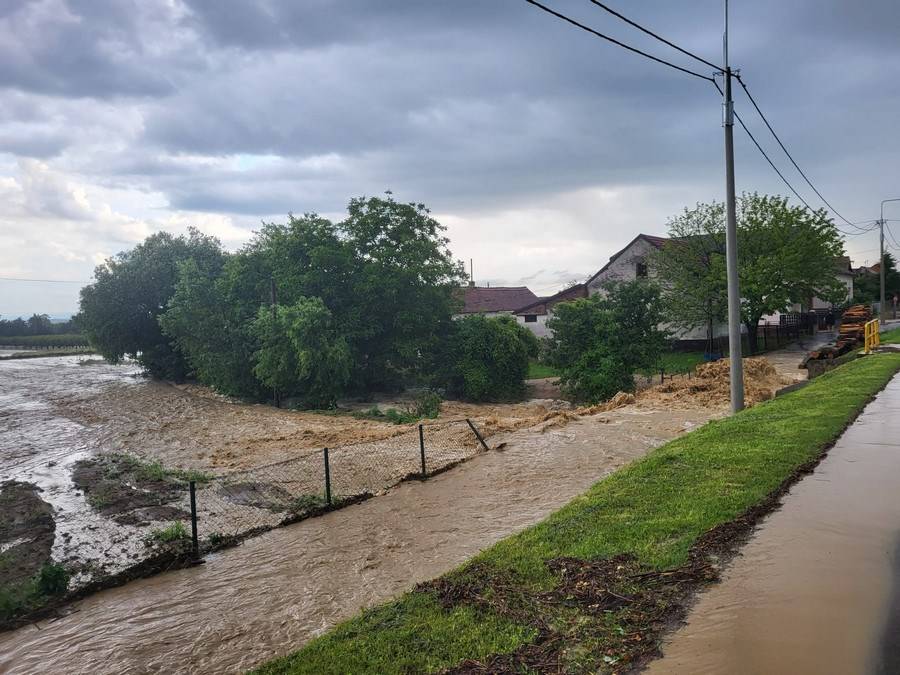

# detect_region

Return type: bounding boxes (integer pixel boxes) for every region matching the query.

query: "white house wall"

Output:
[516,314,551,338]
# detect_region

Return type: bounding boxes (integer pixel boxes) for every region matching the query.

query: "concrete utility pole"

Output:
[879,199,900,322]
[723,0,744,412]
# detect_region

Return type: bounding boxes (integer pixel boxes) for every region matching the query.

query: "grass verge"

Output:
[881,326,900,344]
[254,353,900,675]
[527,360,558,379]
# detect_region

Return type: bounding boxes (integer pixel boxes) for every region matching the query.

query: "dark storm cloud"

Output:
[2,0,900,254]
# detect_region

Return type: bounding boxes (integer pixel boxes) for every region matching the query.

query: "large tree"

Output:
[853,253,900,304]
[651,193,846,353]
[546,280,669,403]
[78,229,224,379]
[649,202,728,349]
[159,194,466,402]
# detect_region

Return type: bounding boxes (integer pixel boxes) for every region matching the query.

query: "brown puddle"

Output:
[646,376,900,675]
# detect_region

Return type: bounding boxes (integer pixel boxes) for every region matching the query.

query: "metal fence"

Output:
[185,418,489,553]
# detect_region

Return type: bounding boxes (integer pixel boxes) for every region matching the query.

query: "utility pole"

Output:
[879,199,900,322]
[722,0,744,412]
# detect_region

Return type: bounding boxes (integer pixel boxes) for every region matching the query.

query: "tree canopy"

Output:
[650,193,846,352]
[78,229,224,379]
[546,280,668,403]
[853,253,900,304]
[81,194,480,403]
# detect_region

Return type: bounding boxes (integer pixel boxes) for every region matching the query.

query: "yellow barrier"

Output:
[864,318,880,354]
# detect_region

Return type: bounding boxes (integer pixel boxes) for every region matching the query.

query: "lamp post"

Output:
[879,199,900,322]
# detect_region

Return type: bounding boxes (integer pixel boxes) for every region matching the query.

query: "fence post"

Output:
[466,418,490,452]
[659,367,664,384]
[418,424,427,478]
[189,480,199,560]
[764,324,768,351]
[323,447,332,505]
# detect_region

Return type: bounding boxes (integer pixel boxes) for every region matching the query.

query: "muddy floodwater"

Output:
[647,375,900,675]
[0,397,717,674]
[1,342,818,674]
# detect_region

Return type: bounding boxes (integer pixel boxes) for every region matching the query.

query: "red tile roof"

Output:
[514,283,589,315]
[460,286,539,314]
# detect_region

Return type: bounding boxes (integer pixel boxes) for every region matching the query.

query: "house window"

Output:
[636,261,648,278]
[524,314,538,323]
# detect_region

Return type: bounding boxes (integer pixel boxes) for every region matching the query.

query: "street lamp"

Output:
[879,199,900,322]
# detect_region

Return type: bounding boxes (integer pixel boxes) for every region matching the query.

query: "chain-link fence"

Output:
[188,418,489,551]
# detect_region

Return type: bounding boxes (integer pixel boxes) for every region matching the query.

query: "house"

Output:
[586,234,669,292]
[454,285,539,318]
[513,283,589,337]
[811,256,854,309]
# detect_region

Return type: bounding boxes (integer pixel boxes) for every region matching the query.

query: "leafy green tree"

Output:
[252,297,352,408]
[337,194,466,391]
[78,229,224,379]
[546,280,668,404]
[651,193,846,353]
[447,314,531,402]
[26,314,54,335]
[156,195,465,403]
[649,203,728,347]
[853,253,900,304]
[159,257,264,398]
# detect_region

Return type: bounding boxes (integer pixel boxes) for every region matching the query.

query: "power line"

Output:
[734,74,861,230]
[887,222,900,250]
[524,0,715,82]
[712,78,869,239]
[585,0,723,72]
[0,277,89,284]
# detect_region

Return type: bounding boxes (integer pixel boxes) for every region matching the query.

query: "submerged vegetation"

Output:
[255,353,900,674]
[0,563,70,624]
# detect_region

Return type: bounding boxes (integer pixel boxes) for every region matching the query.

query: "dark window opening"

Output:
[636,261,648,278]
[524,314,538,323]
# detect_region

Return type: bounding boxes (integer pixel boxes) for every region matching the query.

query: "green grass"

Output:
[254,353,900,674]
[527,360,558,379]
[108,453,212,484]
[0,563,69,624]
[658,351,706,375]
[880,326,900,344]
[147,521,188,544]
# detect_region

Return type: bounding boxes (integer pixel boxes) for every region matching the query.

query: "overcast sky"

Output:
[2,0,899,317]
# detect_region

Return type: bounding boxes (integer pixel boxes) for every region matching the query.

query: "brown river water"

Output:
[647,374,900,675]
[0,355,718,674]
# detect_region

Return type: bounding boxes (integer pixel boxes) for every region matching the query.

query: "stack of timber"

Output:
[805,304,871,363]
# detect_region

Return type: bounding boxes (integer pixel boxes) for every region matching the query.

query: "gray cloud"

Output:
[1,0,899,314]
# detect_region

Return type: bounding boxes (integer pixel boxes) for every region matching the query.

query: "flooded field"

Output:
[0,356,559,593]
[647,375,900,675]
[0,400,720,674]
[0,344,813,673]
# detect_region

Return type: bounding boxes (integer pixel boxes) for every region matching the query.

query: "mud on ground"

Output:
[70,455,190,528]
[47,377,568,472]
[0,482,55,588]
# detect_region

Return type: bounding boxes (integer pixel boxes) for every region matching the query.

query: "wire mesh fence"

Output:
[190,418,488,550]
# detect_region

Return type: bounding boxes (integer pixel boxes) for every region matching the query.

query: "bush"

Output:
[35,563,69,596]
[448,315,531,402]
[546,280,668,404]
[148,521,189,545]
[411,390,442,418]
